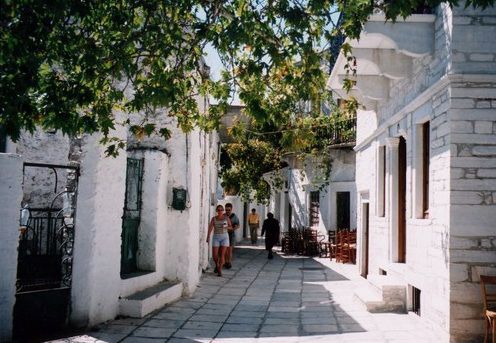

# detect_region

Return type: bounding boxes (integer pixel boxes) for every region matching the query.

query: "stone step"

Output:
[368,274,402,291]
[354,286,384,312]
[119,281,183,318]
[356,275,407,313]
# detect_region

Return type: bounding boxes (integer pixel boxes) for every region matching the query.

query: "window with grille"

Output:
[412,286,421,316]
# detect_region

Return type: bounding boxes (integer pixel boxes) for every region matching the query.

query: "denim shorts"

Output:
[212,233,230,247]
[228,231,236,246]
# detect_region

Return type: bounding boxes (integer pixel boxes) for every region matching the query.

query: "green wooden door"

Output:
[121,158,144,276]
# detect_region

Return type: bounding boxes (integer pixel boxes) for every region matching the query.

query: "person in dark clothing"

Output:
[261,212,280,259]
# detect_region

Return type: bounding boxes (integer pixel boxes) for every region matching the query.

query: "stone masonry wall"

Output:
[355,5,454,341]
[407,86,451,341]
[381,4,451,126]
[16,130,71,208]
[354,3,496,342]
[354,137,390,276]
[447,4,496,341]
[449,78,496,342]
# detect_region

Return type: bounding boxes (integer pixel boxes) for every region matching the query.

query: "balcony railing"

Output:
[331,116,356,145]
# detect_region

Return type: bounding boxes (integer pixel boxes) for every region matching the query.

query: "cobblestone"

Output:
[47,242,438,343]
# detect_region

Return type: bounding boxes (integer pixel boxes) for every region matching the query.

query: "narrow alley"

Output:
[48,243,438,343]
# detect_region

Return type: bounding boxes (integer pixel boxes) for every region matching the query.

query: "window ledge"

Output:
[120,270,155,280]
[407,218,433,226]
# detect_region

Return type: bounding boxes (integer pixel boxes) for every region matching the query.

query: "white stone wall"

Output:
[132,150,168,272]
[356,109,378,146]
[199,131,220,271]
[352,4,496,342]
[380,5,450,125]
[287,168,309,229]
[2,96,218,330]
[16,130,71,208]
[355,135,390,277]
[356,90,452,342]
[446,5,496,341]
[269,149,356,237]
[448,76,496,341]
[325,149,357,231]
[450,4,496,75]
[71,130,128,327]
[0,154,23,342]
[71,121,219,325]
[163,129,199,295]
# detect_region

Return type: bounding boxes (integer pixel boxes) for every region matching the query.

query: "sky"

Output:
[203,43,243,105]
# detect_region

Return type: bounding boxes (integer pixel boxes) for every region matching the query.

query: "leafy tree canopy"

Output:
[1,0,493,199]
[220,102,357,203]
[2,0,492,141]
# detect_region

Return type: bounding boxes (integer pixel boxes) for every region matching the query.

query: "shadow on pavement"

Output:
[46,243,366,343]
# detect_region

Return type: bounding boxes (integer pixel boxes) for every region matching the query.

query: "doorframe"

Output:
[359,192,370,278]
[336,191,351,229]
[398,136,407,263]
[360,201,370,278]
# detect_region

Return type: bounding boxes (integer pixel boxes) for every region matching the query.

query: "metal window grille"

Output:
[412,286,421,316]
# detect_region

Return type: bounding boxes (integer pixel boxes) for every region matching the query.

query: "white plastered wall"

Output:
[70,130,127,327]
[0,154,23,341]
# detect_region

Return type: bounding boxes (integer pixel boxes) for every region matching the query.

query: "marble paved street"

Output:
[49,243,438,343]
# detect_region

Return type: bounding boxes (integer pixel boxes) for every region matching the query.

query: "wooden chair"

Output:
[480,275,496,343]
[302,228,319,256]
[335,230,346,263]
[336,230,357,264]
[320,231,335,258]
[281,228,300,254]
[281,231,292,253]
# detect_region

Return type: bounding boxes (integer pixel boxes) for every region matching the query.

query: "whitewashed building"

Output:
[329,3,496,342]
[266,146,357,236]
[0,95,220,340]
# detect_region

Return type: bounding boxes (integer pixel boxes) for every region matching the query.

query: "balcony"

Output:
[327,12,436,110]
[330,116,356,147]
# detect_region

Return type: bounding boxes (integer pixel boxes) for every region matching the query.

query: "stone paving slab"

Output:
[47,242,440,343]
[131,327,175,338]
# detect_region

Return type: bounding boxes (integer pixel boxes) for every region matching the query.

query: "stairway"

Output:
[119,280,183,318]
[354,273,407,313]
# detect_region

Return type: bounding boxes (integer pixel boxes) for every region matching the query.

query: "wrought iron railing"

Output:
[17,207,74,292]
[331,116,356,145]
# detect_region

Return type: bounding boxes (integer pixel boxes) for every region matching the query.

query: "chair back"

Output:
[303,228,318,242]
[480,275,496,312]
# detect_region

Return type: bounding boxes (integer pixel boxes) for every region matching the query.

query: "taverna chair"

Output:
[480,275,496,343]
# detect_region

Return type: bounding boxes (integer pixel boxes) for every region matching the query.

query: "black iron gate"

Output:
[14,162,79,341]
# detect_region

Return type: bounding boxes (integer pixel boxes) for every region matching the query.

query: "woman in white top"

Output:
[206,204,232,276]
